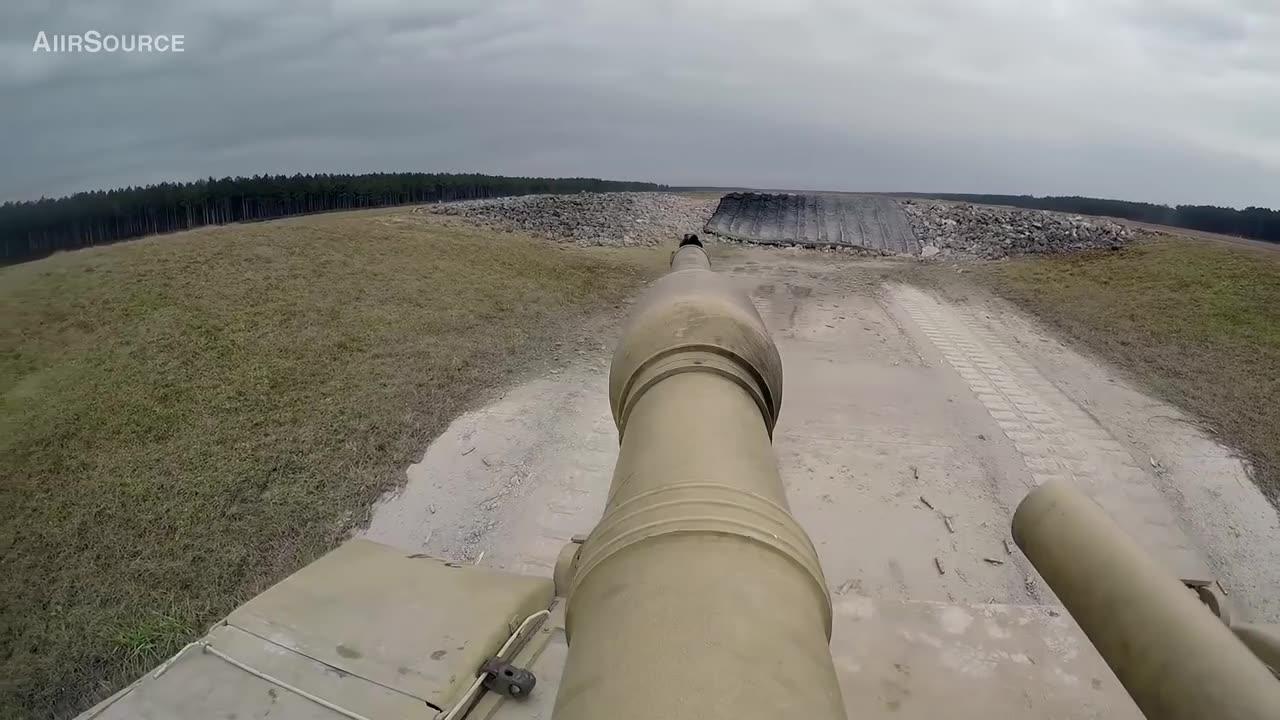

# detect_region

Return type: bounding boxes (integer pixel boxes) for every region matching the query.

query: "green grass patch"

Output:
[975,237,1280,501]
[0,210,664,718]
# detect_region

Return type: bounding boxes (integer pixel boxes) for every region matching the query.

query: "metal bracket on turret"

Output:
[480,658,536,698]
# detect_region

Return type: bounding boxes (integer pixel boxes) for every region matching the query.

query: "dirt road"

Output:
[362,246,1279,718]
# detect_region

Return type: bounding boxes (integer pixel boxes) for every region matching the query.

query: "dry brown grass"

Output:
[0,208,666,719]
[967,235,1280,502]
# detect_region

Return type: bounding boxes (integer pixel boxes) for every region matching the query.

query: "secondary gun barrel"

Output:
[1013,479,1280,720]
[552,236,846,720]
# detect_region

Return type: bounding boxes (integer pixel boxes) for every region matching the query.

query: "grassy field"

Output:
[971,234,1280,502]
[0,209,666,718]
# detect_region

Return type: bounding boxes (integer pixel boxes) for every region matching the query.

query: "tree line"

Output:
[899,193,1280,244]
[1,173,667,263]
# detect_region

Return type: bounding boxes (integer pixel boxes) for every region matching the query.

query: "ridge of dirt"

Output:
[901,199,1137,259]
[424,192,717,247]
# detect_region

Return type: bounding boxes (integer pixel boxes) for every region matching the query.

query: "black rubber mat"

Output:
[705,192,919,255]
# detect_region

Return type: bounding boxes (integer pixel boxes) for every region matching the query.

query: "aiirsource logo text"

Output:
[32,31,185,53]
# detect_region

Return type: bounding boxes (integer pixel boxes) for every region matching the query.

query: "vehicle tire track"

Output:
[891,284,1213,584]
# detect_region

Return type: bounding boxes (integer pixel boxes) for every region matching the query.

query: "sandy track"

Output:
[362,246,1278,717]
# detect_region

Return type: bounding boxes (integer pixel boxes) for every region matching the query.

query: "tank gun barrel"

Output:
[552,235,847,720]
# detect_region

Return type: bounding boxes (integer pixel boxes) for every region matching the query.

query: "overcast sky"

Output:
[1,0,1277,207]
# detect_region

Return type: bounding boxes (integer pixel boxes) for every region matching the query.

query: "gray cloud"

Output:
[1,0,1277,206]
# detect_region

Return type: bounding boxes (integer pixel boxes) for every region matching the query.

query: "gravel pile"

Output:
[900,200,1134,259]
[427,192,718,247]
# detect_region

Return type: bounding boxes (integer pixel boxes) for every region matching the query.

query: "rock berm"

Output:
[901,199,1134,259]
[425,192,717,247]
